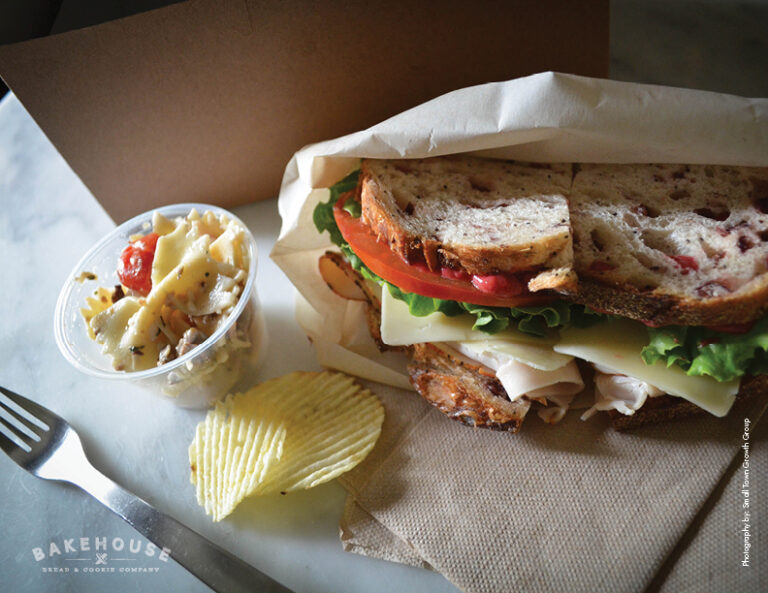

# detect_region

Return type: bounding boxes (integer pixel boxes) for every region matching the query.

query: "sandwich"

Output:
[311,155,768,431]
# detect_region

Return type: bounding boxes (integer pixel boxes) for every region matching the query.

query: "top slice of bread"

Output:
[568,163,768,325]
[359,156,574,288]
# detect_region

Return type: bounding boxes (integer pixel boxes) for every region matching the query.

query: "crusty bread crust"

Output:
[609,374,767,430]
[565,275,768,326]
[409,343,530,432]
[359,156,573,279]
[608,395,706,431]
[527,266,579,293]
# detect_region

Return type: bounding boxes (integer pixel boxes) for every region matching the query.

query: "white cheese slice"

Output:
[379,288,554,347]
[553,319,739,417]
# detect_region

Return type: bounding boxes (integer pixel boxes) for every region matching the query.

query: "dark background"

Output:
[1,0,767,99]
[0,0,182,97]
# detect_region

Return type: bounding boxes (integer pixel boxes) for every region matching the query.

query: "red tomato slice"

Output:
[332,197,551,308]
[117,232,160,296]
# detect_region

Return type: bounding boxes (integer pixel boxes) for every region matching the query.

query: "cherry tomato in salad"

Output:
[117,233,160,296]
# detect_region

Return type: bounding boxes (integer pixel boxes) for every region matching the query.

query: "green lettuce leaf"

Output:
[312,169,360,245]
[642,318,768,382]
[312,171,605,337]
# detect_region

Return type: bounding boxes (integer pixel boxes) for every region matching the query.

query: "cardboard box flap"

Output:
[0,0,608,222]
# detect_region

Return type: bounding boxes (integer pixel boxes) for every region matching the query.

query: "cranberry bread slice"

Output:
[568,164,768,326]
[359,156,575,291]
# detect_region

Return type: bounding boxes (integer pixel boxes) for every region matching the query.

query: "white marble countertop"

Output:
[0,93,459,593]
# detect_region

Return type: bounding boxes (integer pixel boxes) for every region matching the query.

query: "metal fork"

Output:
[0,385,293,593]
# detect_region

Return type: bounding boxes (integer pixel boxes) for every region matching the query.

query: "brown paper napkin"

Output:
[656,414,767,593]
[340,498,434,570]
[339,384,767,593]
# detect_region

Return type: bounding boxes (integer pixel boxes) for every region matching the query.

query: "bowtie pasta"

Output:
[81,209,251,373]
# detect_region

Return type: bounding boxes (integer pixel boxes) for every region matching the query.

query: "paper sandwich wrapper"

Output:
[271,72,768,593]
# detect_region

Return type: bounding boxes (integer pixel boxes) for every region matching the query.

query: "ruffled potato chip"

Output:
[189,397,287,521]
[189,371,384,521]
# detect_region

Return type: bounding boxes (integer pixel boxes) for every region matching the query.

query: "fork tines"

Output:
[0,386,49,452]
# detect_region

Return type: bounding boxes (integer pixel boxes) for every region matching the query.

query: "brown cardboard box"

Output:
[0,0,608,222]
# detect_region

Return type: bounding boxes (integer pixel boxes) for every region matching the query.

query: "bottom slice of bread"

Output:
[609,374,767,431]
[409,343,530,432]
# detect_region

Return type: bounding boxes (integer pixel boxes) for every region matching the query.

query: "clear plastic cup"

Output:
[54,203,267,408]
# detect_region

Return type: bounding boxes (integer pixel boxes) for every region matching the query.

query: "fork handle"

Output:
[72,463,293,593]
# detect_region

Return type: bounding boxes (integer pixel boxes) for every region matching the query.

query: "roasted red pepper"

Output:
[470,273,523,297]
